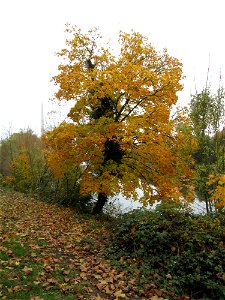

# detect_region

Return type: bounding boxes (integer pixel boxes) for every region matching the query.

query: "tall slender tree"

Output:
[189,86,225,212]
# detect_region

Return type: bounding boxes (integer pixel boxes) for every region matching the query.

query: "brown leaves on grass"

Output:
[0,189,170,299]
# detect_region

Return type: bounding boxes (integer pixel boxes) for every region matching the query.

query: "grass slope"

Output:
[0,189,169,300]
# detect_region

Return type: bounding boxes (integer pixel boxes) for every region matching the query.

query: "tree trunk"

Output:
[204,194,209,214]
[93,192,108,214]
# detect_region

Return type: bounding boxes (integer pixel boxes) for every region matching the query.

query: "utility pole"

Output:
[41,102,44,136]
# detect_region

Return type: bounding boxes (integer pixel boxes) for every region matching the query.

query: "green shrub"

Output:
[108,202,225,299]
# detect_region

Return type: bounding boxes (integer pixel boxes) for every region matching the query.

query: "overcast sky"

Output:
[0,0,224,137]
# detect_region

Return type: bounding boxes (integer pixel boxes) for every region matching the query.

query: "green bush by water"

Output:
[108,202,225,299]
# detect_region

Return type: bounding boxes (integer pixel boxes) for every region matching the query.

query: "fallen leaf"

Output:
[99,279,108,285]
[22,266,33,275]
[166,273,172,280]
[63,277,70,282]
[47,278,58,284]
[80,272,87,280]
[114,290,126,298]
[13,285,22,292]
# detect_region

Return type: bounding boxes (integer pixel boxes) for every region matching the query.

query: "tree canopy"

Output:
[44,26,195,213]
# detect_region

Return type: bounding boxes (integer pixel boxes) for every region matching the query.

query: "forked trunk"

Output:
[93,192,108,214]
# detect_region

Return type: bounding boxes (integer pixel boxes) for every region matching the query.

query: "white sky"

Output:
[0,0,224,137]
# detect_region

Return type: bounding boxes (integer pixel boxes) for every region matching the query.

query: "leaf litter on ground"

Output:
[0,189,186,299]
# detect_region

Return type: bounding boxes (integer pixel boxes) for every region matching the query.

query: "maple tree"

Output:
[44,25,195,213]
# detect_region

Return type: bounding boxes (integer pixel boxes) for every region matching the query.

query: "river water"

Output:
[106,194,207,215]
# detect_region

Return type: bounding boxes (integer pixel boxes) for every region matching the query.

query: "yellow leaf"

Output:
[99,279,108,285]
[114,290,126,298]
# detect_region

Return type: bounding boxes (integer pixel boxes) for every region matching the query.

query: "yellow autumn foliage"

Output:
[44,26,196,205]
[208,174,225,207]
